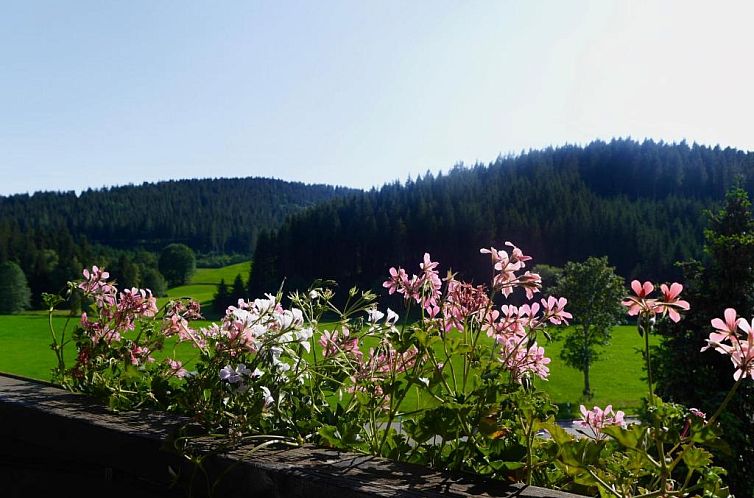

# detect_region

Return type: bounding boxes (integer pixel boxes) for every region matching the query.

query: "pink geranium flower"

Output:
[656,283,690,322]
[575,404,627,439]
[622,280,688,322]
[167,359,188,378]
[709,308,739,343]
[701,308,754,380]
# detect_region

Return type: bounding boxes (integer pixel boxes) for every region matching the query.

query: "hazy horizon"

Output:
[2,136,749,198]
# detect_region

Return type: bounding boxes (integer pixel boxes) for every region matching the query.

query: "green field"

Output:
[159,261,251,308]
[0,261,654,417]
[537,325,657,417]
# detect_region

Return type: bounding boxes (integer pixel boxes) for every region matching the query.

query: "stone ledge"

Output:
[0,373,582,498]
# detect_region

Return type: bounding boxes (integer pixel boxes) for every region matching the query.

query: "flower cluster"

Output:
[319,326,362,361]
[383,245,570,384]
[499,339,551,382]
[622,280,689,323]
[200,295,308,358]
[78,268,159,346]
[383,253,442,316]
[70,267,194,388]
[575,404,627,439]
[702,307,754,380]
[443,279,490,332]
[480,242,539,298]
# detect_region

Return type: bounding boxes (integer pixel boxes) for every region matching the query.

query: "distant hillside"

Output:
[0,177,355,253]
[249,139,754,296]
[0,177,355,305]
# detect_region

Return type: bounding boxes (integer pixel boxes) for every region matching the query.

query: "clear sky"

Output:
[1,1,753,196]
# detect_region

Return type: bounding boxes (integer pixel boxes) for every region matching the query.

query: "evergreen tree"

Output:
[655,187,754,498]
[213,278,231,315]
[230,273,245,304]
[0,261,31,313]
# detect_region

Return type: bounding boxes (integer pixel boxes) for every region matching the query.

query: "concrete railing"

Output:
[0,373,584,498]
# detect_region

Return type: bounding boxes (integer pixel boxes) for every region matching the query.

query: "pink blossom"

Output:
[482,246,521,296]
[129,345,154,366]
[729,322,754,381]
[701,308,754,380]
[442,279,490,332]
[499,337,551,383]
[656,283,690,322]
[116,288,158,330]
[518,271,542,299]
[167,359,188,378]
[319,328,362,361]
[163,314,192,340]
[575,404,627,439]
[383,254,442,315]
[78,266,116,306]
[505,241,532,266]
[689,408,706,420]
[481,243,539,298]
[418,253,442,315]
[541,296,572,325]
[622,280,656,316]
[365,344,419,376]
[709,308,739,343]
[484,305,527,339]
[383,267,410,295]
[80,313,121,344]
[622,280,689,322]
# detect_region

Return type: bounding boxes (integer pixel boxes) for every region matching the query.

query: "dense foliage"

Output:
[250,139,754,296]
[46,246,747,498]
[0,261,31,313]
[552,257,625,397]
[655,187,754,498]
[158,243,196,287]
[0,177,353,306]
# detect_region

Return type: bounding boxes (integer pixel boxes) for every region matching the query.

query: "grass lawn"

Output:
[538,325,657,417]
[0,313,655,417]
[0,261,655,418]
[158,261,251,308]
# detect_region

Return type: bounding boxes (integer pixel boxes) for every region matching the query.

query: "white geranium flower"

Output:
[260,386,274,407]
[367,308,385,323]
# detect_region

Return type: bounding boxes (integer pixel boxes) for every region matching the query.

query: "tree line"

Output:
[249,139,754,297]
[0,177,353,308]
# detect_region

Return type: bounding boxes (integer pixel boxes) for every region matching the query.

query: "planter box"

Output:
[0,373,582,498]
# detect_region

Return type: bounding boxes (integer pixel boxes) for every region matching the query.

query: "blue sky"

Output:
[1,1,753,196]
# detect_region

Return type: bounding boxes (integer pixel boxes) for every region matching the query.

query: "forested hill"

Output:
[0,177,354,305]
[249,139,754,296]
[0,177,354,254]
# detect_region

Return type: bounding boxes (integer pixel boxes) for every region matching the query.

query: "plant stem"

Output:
[587,468,622,498]
[642,318,655,406]
[706,377,743,427]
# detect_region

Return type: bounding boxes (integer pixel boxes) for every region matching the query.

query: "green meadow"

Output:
[0,261,654,417]
[159,261,251,308]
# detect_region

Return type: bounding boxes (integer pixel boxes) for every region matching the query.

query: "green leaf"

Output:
[317,425,341,448]
[601,424,647,450]
[690,423,718,445]
[681,444,712,470]
[534,418,572,445]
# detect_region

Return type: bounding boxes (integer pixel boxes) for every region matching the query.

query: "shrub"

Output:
[158,243,196,287]
[0,261,31,313]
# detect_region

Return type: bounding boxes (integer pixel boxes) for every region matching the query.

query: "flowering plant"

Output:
[44,246,750,496]
[541,281,736,498]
